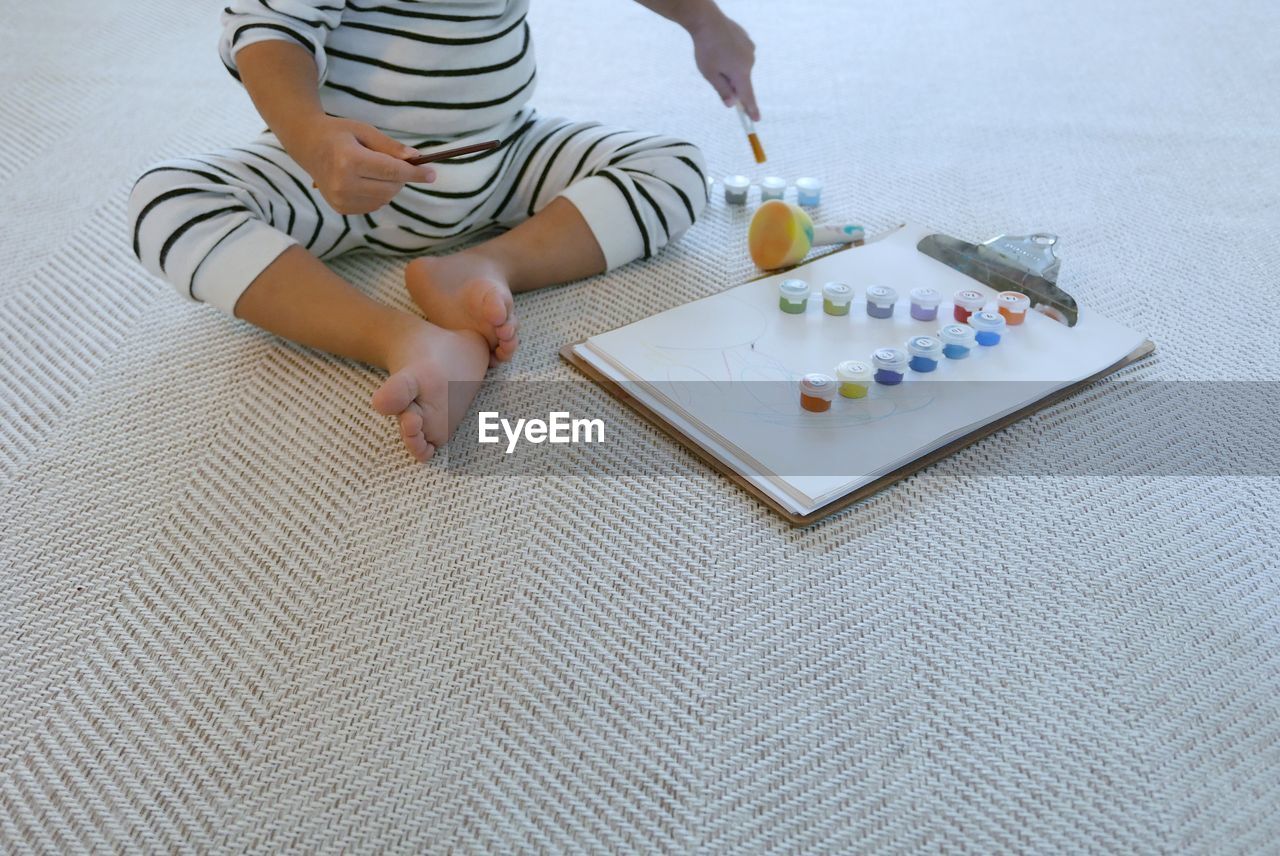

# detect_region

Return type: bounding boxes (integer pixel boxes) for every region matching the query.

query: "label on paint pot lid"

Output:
[761,176,787,190]
[835,360,872,381]
[907,335,943,358]
[909,287,942,307]
[967,310,1007,331]
[866,285,898,305]
[872,347,908,370]
[800,373,836,399]
[998,290,1031,311]
[779,278,810,298]
[822,281,853,302]
[937,323,977,346]
[795,177,822,191]
[722,175,750,189]
[954,289,987,310]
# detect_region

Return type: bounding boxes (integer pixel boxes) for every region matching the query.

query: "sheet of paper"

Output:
[578,224,1148,514]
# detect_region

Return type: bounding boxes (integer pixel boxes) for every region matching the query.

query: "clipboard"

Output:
[561,338,1155,526]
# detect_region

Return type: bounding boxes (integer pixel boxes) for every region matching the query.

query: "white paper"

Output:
[576,224,1148,515]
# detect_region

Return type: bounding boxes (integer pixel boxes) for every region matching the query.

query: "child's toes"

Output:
[494,333,519,363]
[373,369,419,416]
[495,318,518,341]
[398,403,434,461]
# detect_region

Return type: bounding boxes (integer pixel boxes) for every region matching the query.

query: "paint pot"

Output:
[872,347,909,385]
[799,373,837,412]
[795,177,822,207]
[937,323,977,359]
[822,281,853,316]
[723,175,750,205]
[835,360,872,399]
[909,287,942,322]
[997,290,1031,325]
[778,278,811,314]
[760,177,787,202]
[907,335,943,372]
[967,310,1007,346]
[865,285,898,319]
[953,289,986,323]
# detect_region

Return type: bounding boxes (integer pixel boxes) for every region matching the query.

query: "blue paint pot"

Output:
[872,347,909,385]
[907,335,943,372]
[937,323,977,359]
[967,310,1007,346]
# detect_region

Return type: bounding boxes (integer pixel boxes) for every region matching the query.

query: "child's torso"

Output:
[321,0,535,138]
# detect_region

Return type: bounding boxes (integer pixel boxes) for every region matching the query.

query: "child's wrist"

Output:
[673,0,723,37]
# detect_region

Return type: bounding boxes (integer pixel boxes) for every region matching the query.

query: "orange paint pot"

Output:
[799,373,836,413]
[997,291,1031,325]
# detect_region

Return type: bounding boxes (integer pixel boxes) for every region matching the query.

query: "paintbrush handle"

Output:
[813,224,866,246]
[406,139,501,165]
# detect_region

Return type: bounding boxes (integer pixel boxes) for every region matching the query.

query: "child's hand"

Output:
[296,116,436,215]
[688,8,759,121]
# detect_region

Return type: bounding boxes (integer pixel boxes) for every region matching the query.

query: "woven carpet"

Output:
[3,0,1279,851]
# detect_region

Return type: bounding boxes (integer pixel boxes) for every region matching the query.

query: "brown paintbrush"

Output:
[311,139,501,187]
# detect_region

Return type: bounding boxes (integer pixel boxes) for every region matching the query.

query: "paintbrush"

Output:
[736,104,766,164]
[311,139,501,187]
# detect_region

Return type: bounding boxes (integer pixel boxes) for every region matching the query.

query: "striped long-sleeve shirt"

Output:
[219,0,537,137]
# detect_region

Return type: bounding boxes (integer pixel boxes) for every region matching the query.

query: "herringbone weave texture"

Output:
[2,0,1279,852]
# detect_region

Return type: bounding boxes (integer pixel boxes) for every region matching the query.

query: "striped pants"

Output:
[129,109,708,314]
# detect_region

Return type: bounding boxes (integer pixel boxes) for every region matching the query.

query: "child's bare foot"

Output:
[405,252,519,363]
[371,319,489,462]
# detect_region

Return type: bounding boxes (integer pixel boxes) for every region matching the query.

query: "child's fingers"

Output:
[732,72,761,121]
[351,122,419,160]
[356,150,435,183]
[709,72,735,107]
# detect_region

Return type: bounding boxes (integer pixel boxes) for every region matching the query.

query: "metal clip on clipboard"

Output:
[917,232,1079,326]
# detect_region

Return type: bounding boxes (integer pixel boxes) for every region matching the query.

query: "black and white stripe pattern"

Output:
[129,109,708,314]
[219,0,538,136]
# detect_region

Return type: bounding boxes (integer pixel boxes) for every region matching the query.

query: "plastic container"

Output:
[997,290,1031,325]
[865,285,898,319]
[953,289,987,323]
[799,373,837,412]
[822,281,853,316]
[968,310,1007,346]
[872,347,909,385]
[795,177,822,207]
[760,176,787,202]
[909,287,942,322]
[937,323,978,359]
[835,360,872,399]
[723,175,750,205]
[778,279,810,314]
[906,335,944,372]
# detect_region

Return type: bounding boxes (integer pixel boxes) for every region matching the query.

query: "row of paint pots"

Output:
[778,281,1032,327]
[797,324,1015,412]
[722,176,823,207]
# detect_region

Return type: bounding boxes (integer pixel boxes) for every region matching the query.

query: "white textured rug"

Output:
[3,0,1279,851]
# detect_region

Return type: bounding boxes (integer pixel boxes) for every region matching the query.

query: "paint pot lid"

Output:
[779,278,810,298]
[872,347,909,370]
[800,373,837,399]
[723,174,750,189]
[937,323,977,346]
[998,290,1031,311]
[822,281,853,302]
[907,335,944,358]
[761,176,787,190]
[909,286,942,307]
[835,360,872,381]
[954,289,987,310]
[865,284,898,304]
[795,177,822,191]
[968,310,1007,331]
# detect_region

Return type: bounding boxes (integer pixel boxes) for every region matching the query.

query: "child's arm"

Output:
[235,41,435,216]
[632,0,759,120]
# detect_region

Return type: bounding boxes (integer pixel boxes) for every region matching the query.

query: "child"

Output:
[129,0,759,461]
